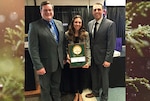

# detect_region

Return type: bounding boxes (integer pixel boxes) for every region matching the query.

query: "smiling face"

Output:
[92,3,103,21]
[40,4,54,21]
[73,17,82,32]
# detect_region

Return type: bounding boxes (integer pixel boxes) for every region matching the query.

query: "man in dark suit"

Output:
[28,1,66,101]
[85,3,116,101]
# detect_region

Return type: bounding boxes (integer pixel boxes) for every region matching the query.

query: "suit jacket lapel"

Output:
[54,20,63,44]
[40,19,57,43]
[97,18,105,33]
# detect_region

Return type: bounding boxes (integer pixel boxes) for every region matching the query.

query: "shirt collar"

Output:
[42,18,54,24]
[94,17,103,24]
[50,19,54,24]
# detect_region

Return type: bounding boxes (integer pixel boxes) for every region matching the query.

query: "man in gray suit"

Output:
[28,1,66,101]
[85,3,116,101]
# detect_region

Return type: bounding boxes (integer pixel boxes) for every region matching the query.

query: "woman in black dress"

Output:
[63,15,91,101]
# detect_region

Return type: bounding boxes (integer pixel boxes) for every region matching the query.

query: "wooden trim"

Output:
[24,84,40,96]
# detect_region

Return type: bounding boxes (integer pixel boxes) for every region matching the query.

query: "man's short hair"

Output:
[93,3,104,9]
[39,1,54,10]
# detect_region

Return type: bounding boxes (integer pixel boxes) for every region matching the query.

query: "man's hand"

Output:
[36,67,46,75]
[103,61,111,68]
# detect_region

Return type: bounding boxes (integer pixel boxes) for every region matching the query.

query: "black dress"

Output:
[60,37,91,94]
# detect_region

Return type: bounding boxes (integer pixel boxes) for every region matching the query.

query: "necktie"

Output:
[94,22,98,38]
[49,21,59,43]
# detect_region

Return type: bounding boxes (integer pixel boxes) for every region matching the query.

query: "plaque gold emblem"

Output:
[73,45,82,55]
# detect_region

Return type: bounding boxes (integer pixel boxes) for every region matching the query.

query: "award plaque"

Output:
[68,43,86,68]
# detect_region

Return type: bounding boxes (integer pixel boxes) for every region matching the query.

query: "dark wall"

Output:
[25,6,41,34]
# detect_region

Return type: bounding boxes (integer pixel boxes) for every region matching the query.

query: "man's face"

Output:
[92,4,103,21]
[40,4,54,21]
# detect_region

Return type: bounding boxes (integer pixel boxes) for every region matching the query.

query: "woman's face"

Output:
[73,18,82,31]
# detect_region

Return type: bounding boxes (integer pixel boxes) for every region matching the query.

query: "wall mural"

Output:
[126,1,150,101]
[0,0,25,101]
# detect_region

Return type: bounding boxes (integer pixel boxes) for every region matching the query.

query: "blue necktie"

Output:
[49,21,59,43]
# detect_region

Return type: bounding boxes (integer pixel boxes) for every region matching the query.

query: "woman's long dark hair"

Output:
[67,15,87,41]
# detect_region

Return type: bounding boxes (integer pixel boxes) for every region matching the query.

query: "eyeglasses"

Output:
[93,9,101,12]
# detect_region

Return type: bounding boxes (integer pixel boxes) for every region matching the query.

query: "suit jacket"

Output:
[28,19,65,72]
[88,18,116,65]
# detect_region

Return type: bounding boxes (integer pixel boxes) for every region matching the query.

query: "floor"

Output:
[81,87,125,101]
[25,87,125,101]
